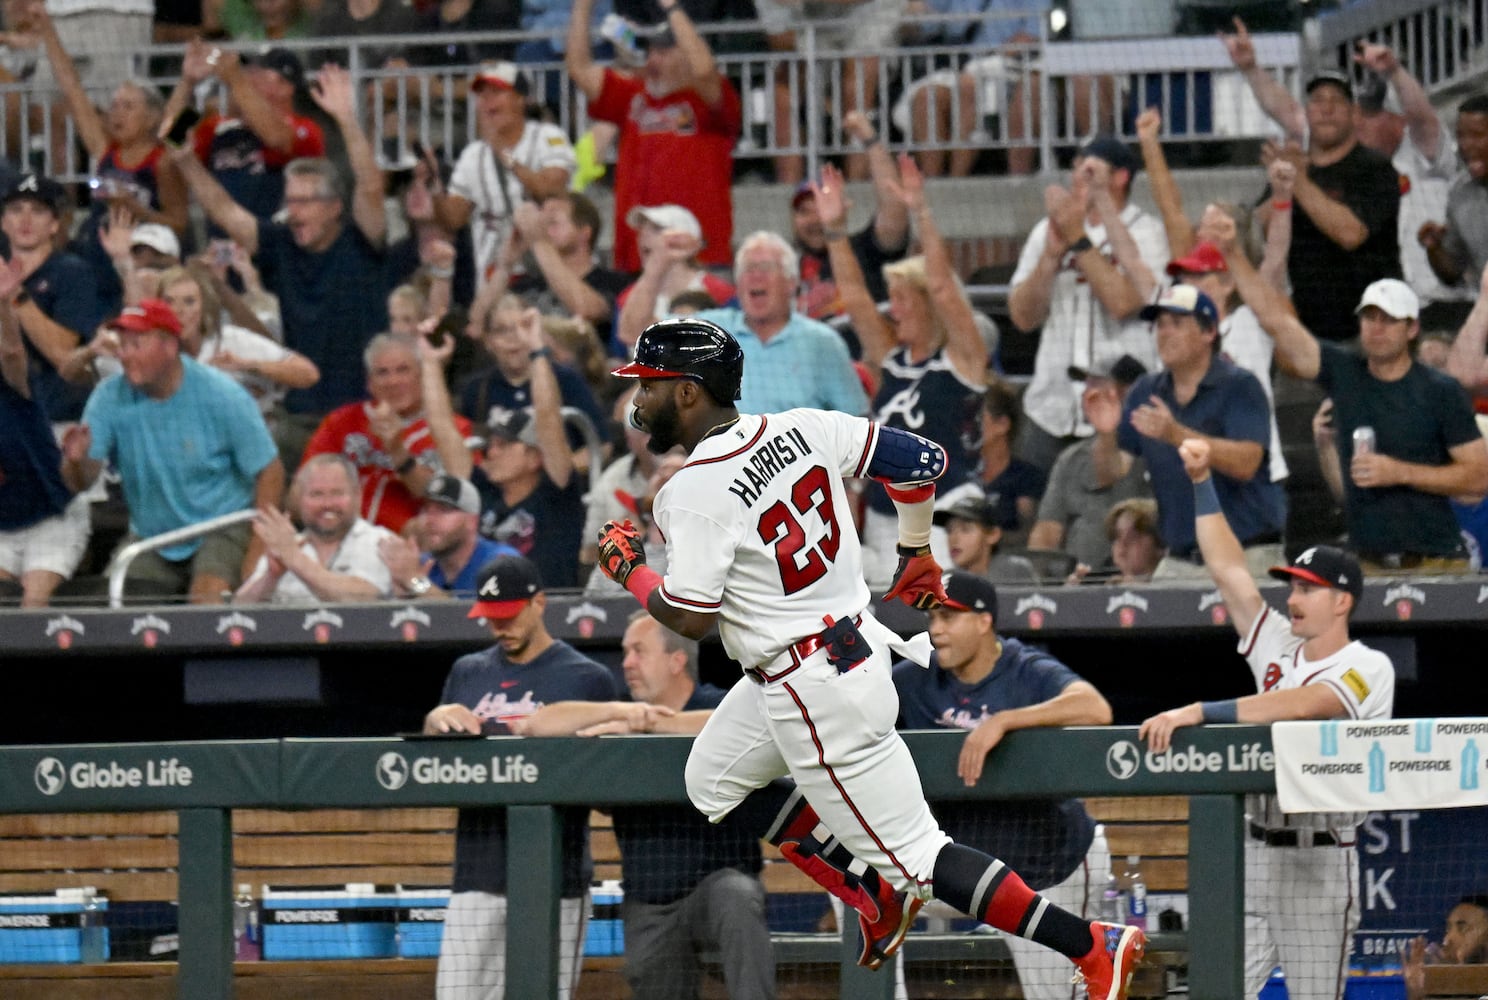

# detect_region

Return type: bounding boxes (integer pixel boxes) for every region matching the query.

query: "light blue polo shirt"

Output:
[696,308,868,416]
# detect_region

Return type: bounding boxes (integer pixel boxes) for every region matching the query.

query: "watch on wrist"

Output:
[1067,236,1094,255]
[529,347,552,361]
[406,576,432,597]
[396,455,418,476]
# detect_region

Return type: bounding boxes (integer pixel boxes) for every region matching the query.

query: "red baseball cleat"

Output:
[857,888,924,971]
[1073,921,1146,999]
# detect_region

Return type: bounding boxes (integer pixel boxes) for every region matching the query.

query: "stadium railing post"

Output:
[1187,794,1246,1000]
[177,807,235,999]
[507,804,564,998]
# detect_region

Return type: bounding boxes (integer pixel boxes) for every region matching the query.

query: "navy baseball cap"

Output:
[250,47,306,89]
[1268,545,1363,603]
[1306,70,1354,101]
[3,172,65,214]
[1078,135,1140,175]
[939,571,998,618]
[468,555,543,619]
[1140,284,1219,329]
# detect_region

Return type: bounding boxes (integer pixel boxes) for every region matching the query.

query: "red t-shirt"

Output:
[588,69,741,273]
[301,403,473,534]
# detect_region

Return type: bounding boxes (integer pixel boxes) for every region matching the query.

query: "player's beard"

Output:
[644,393,682,454]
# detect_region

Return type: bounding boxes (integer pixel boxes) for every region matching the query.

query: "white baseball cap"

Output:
[1355,278,1419,320]
[130,223,181,259]
[626,203,702,241]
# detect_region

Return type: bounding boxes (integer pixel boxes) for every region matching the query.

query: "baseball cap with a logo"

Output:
[1139,284,1219,329]
[487,408,540,448]
[939,571,999,618]
[108,299,183,337]
[467,554,543,619]
[471,61,530,96]
[424,474,481,516]
[3,172,64,214]
[1268,545,1363,603]
[626,203,702,241]
[1355,278,1419,320]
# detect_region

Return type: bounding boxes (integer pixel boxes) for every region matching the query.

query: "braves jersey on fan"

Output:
[654,409,878,667]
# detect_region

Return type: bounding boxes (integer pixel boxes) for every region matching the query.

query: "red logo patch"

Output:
[1027,609,1045,630]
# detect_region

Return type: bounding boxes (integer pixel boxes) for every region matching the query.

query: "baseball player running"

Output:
[598,317,1145,999]
[1139,438,1395,1000]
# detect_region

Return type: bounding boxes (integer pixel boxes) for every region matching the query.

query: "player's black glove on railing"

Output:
[882,544,947,610]
[598,519,647,587]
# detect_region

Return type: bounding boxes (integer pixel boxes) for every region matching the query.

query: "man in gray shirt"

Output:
[1027,355,1151,569]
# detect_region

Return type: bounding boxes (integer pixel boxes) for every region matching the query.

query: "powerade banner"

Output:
[0,742,281,811]
[1272,719,1488,813]
[1352,806,1488,973]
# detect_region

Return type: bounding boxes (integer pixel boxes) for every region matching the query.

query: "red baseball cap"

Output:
[1165,241,1227,276]
[108,299,182,337]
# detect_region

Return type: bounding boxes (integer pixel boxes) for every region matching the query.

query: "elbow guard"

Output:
[867,425,945,503]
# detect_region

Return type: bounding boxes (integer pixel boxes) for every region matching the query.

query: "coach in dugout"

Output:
[893,571,1115,999]
[515,609,775,1000]
[422,555,617,1000]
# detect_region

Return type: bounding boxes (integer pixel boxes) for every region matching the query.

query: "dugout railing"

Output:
[0,727,1268,1000]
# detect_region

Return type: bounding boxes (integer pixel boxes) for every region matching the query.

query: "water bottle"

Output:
[1352,425,1376,456]
[1098,871,1125,925]
[79,892,107,964]
[233,884,261,961]
[1122,855,1148,931]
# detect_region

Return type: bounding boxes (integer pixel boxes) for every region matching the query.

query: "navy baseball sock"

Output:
[931,843,1093,959]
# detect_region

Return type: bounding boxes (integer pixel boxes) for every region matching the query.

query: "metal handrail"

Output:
[105,508,258,609]
[0,17,1310,184]
[561,406,606,480]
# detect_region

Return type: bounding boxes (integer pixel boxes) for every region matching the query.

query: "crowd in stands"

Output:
[4,1,1488,610]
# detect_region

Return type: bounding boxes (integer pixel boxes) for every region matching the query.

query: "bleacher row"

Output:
[0,798,1188,998]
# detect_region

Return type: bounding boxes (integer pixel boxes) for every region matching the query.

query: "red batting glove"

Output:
[597,519,646,587]
[882,544,947,610]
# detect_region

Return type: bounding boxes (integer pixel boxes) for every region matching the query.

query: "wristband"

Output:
[1271,200,1293,211]
[426,264,454,279]
[1193,476,1222,517]
[1200,699,1239,724]
[529,347,552,361]
[1067,235,1094,255]
[625,565,663,607]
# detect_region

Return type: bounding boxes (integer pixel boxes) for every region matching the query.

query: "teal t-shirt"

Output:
[85,356,277,561]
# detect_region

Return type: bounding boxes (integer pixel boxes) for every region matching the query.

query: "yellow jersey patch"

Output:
[1340,668,1370,703]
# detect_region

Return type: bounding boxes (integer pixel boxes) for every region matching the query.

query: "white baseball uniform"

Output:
[1238,604,1395,1000]
[668,409,950,898]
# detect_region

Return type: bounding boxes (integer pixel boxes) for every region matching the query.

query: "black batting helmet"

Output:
[611,317,744,403]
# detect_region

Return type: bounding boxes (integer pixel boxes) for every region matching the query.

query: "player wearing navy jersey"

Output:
[517,611,774,1000]
[1140,439,1395,1000]
[895,570,1113,998]
[423,555,619,1000]
[599,318,1146,998]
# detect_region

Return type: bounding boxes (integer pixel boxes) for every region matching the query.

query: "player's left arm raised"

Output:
[871,425,951,608]
[958,680,1111,786]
